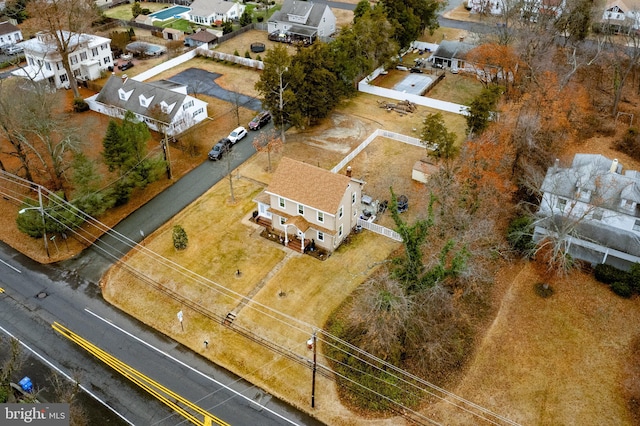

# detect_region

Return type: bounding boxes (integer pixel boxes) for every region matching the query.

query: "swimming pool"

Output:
[148,5,190,21]
[126,42,167,56]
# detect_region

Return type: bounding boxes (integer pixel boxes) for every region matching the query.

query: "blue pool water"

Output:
[148,5,190,21]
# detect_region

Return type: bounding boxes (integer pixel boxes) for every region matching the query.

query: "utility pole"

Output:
[307,331,317,408]
[37,186,50,258]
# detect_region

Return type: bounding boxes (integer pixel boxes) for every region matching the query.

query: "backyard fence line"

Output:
[130,49,197,81]
[357,219,402,242]
[194,48,264,70]
[331,129,423,174]
[359,67,469,116]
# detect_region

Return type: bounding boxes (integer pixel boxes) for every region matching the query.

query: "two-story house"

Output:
[535,154,640,270]
[187,0,245,26]
[86,75,209,137]
[12,31,113,89]
[267,0,336,44]
[600,0,640,32]
[469,0,505,15]
[254,157,362,253]
[0,21,22,50]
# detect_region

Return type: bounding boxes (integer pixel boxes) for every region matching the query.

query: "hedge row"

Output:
[594,263,640,298]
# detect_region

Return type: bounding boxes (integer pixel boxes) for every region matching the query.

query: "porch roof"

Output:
[271,209,337,236]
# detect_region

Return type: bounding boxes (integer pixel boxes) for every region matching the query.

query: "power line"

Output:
[0,172,520,426]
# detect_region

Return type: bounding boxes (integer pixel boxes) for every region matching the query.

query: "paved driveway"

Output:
[167,67,264,111]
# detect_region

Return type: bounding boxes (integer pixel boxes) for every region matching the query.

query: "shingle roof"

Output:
[541,154,640,210]
[266,157,351,214]
[432,40,475,60]
[0,21,19,36]
[269,0,329,28]
[187,30,218,43]
[94,75,188,121]
[189,0,235,17]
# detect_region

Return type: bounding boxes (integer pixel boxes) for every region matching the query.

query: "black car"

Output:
[118,61,134,71]
[248,111,271,130]
[410,67,423,73]
[208,138,231,161]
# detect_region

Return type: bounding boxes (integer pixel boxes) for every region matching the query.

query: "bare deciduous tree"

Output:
[26,0,100,99]
[252,129,283,172]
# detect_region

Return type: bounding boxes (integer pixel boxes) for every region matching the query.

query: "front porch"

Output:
[252,215,329,260]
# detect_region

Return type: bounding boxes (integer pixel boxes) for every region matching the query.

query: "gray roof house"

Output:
[85,75,208,137]
[267,0,336,44]
[430,40,475,71]
[12,31,113,89]
[0,21,22,49]
[535,154,640,270]
[187,0,244,26]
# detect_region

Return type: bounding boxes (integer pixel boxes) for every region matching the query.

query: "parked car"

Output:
[227,126,247,144]
[208,138,231,161]
[118,61,134,71]
[6,45,23,55]
[410,67,423,73]
[248,111,271,130]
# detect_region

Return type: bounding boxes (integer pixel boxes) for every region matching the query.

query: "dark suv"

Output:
[208,138,231,160]
[118,61,134,71]
[248,111,271,130]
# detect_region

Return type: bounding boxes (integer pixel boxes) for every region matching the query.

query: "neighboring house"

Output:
[430,40,475,72]
[187,0,244,26]
[184,29,219,48]
[253,157,363,253]
[0,20,22,50]
[469,0,505,15]
[86,75,209,137]
[600,0,640,32]
[520,0,565,21]
[12,31,113,89]
[469,0,565,18]
[267,0,336,44]
[534,154,640,271]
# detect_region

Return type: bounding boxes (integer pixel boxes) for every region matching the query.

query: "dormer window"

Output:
[139,94,154,108]
[160,100,175,114]
[118,88,133,101]
[575,187,591,202]
[557,198,567,212]
[621,198,635,210]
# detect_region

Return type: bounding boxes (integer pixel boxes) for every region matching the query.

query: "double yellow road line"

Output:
[52,322,229,426]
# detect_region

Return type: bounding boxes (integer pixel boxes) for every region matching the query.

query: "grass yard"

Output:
[103,2,168,21]
[427,73,485,105]
[153,18,193,32]
[426,262,640,425]
[103,152,403,424]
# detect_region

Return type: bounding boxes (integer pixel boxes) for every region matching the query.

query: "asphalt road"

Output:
[0,242,321,426]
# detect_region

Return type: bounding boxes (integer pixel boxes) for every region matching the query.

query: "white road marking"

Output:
[0,323,133,425]
[0,258,21,273]
[84,308,300,426]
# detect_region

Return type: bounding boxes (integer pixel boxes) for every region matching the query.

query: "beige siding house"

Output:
[254,157,363,253]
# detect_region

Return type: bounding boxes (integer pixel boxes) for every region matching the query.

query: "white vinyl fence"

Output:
[331,129,423,174]
[357,219,402,242]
